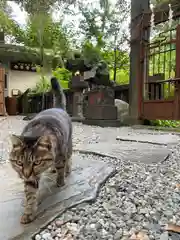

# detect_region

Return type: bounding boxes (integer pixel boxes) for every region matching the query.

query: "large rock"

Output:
[115,99,129,123]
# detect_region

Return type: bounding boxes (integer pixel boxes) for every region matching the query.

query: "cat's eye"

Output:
[34,159,42,165]
[16,160,23,166]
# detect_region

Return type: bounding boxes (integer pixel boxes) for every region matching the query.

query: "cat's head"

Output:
[9,134,54,180]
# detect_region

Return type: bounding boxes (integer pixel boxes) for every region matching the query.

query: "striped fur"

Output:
[9,78,72,224]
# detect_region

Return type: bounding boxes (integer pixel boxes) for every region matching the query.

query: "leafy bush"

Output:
[81,41,130,85]
[150,120,180,128]
[32,67,71,93]
[82,41,103,65]
[110,69,129,85]
[32,75,50,93]
[52,67,71,89]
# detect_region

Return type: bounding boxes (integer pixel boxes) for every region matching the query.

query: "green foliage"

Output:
[102,50,129,70]
[81,40,129,85]
[153,0,169,6]
[15,13,71,69]
[13,0,77,14]
[79,6,105,48]
[148,21,179,100]
[22,14,69,51]
[0,4,24,43]
[110,69,129,84]
[52,67,71,89]
[13,0,56,13]
[82,41,103,66]
[103,49,129,84]
[0,7,72,69]
[148,44,176,80]
[36,65,43,74]
[32,75,50,93]
[150,120,180,128]
[31,66,50,93]
[32,67,71,93]
[78,0,129,49]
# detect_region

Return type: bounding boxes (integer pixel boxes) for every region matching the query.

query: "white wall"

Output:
[8,70,51,97]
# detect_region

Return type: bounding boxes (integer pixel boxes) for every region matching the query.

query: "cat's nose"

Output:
[23,168,32,179]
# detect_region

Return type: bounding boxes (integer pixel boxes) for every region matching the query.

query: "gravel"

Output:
[1,117,180,240]
[35,146,180,240]
[34,123,180,239]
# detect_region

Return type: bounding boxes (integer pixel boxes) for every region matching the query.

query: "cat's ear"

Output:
[10,135,23,147]
[36,135,52,151]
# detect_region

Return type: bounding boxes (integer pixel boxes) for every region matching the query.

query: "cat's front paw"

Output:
[65,164,72,177]
[20,213,35,224]
[56,176,65,187]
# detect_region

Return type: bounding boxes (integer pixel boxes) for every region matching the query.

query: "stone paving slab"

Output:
[75,142,171,164]
[116,134,180,146]
[0,153,114,240]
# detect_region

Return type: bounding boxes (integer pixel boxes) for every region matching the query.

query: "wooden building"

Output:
[0,43,55,115]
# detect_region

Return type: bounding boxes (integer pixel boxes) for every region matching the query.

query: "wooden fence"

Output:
[18,90,73,116]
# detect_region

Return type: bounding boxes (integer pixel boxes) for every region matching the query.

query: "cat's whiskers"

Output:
[42,175,57,193]
[41,179,53,194]
[44,175,57,184]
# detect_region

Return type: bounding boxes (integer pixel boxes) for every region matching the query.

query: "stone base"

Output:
[84,105,117,120]
[125,116,144,125]
[71,116,85,122]
[82,119,123,127]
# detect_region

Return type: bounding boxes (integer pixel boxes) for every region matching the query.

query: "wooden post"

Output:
[174,25,180,119]
[0,67,7,116]
[129,0,150,124]
[0,31,8,116]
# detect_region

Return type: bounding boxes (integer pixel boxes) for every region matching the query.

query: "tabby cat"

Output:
[9,77,72,224]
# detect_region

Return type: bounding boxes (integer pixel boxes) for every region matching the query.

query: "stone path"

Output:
[75,142,171,164]
[116,134,179,146]
[0,117,179,239]
[0,153,114,240]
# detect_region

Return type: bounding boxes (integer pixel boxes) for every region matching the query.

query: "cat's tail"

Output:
[50,77,66,110]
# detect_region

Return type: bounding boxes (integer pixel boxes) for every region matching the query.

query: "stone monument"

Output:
[66,54,122,126]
